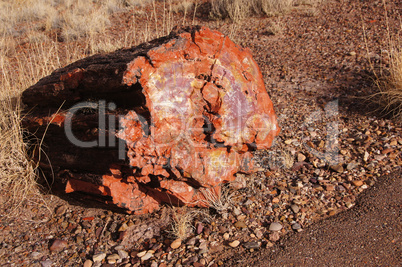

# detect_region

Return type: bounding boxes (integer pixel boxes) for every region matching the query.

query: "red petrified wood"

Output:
[22,26,280,214]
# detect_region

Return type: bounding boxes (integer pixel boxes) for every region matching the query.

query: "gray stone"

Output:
[118,250,129,259]
[31,252,42,260]
[347,162,358,170]
[269,222,283,232]
[290,204,300,214]
[141,251,153,261]
[40,259,52,267]
[93,253,106,262]
[292,223,302,230]
[243,241,260,249]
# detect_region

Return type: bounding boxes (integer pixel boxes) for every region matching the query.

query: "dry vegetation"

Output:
[368,14,402,119]
[0,0,195,214]
[168,207,209,240]
[209,0,324,21]
[210,0,293,21]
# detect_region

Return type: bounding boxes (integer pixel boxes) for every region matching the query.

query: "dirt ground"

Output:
[226,169,401,266]
[0,0,401,266]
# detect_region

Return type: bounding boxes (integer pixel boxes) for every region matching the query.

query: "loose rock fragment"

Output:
[22,26,280,214]
[93,253,106,263]
[49,239,67,252]
[352,180,364,187]
[228,240,240,248]
[83,260,93,267]
[170,238,182,249]
[269,222,283,232]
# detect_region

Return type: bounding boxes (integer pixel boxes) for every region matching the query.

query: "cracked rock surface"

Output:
[22,26,280,214]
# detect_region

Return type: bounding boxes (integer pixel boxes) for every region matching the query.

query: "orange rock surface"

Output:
[22,26,280,214]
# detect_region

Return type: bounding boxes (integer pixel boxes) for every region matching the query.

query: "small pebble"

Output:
[55,205,67,216]
[31,252,42,260]
[269,222,282,232]
[49,239,67,252]
[137,251,147,258]
[196,222,204,234]
[325,184,335,191]
[107,253,120,264]
[328,210,336,216]
[118,223,128,232]
[83,260,93,267]
[93,253,106,262]
[297,153,306,162]
[352,180,363,187]
[170,238,182,249]
[186,237,197,246]
[118,250,129,259]
[292,223,302,230]
[272,197,280,203]
[141,251,153,261]
[269,232,280,242]
[234,221,247,229]
[243,241,260,249]
[223,233,230,240]
[290,204,300,213]
[40,259,52,267]
[330,164,344,173]
[228,240,240,248]
[347,162,358,170]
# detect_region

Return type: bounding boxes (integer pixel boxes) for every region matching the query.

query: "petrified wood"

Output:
[22,26,280,214]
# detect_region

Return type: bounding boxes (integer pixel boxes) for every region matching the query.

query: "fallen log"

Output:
[22,26,280,214]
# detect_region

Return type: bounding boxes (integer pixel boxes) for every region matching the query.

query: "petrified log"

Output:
[22,26,280,214]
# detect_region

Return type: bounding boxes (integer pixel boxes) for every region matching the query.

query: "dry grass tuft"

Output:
[0,0,202,216]
[210,0,294,21]
[168,207,207,240]
[198,185,236,214]
[0,0,195,215]
[367,2,402,119]
[0,36,64,214]
[0,96,39,213]
[261,0,294,17]
[375,49,402,119]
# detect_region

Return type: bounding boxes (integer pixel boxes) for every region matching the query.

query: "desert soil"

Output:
[0,0,401,266]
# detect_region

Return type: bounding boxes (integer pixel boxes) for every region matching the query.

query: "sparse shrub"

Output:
[198,185,235,214]
[168,207,207,240]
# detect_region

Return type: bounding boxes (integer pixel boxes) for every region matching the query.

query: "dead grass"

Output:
[168,207,208,240]
[0,0,198,215]
[366,1,402,119]
[210,0,327,21]
[198,185,236,214]
[0,94,39,213]
[210,0,294,21]
[374,48,402,119]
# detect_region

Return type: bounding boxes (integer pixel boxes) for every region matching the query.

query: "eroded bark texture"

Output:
[22,26,280,214]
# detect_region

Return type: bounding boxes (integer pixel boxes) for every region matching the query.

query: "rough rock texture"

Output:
[22,26,279,214]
